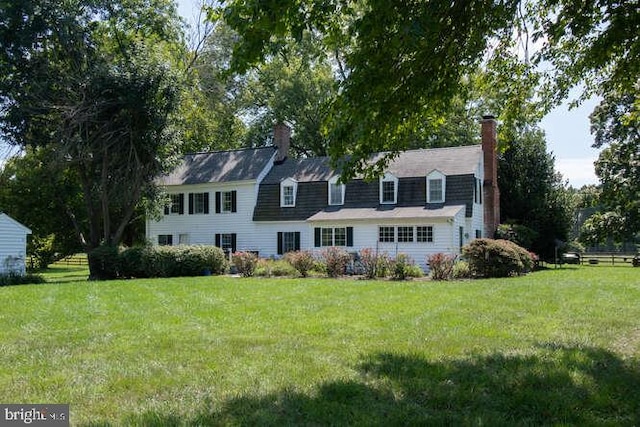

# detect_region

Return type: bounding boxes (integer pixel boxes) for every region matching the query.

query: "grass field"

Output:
[1,265,639,425]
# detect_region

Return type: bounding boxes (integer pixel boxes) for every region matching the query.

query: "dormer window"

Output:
[379,173,398,204]
[280,177,298,207]
[427,170,446,203]
[328,176,345,205]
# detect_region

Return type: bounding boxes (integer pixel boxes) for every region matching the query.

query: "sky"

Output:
[0,1,602,189]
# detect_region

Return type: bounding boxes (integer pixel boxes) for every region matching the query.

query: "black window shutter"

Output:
[346,227,354,246]
[178,193,184,214]
[188,193,194,214]
[314,227,321,247]
[168,235,173,245]
[231,191,237,213]
[203,192,210,214]
[215,191,221,213]
[277,232,283,255]
[231,233,237,253]
[164,204,169,215]
[215,233,221,247]
[294,232,301,251]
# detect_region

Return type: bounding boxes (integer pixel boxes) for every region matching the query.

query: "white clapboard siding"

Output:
[0,213,32,275]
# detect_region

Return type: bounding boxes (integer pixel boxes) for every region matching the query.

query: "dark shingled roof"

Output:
[261,145,482,184]
[159,147,276,185]
[374,145,482,177]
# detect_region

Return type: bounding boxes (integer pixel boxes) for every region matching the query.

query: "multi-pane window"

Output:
[170,194,182,214]
[222,191,233,212]
[194,193,207,214]
[329,177,345,205]
[282,232,297,253]
[321,228,333,246]
[380,173,398,204]
[417,226,434,243]
[158,234,173,246]
[382,180,395,203]
[428,178,443,203]
[178,233,189,245]
[398,226,414,242]
[282,185,295,206]
[379,226,395,242]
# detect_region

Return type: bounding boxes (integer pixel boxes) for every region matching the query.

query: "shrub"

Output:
[256,258,297,277]
[0,273,45,287]
[284,250,316,277]
[391,253,419,280]
[359,248,392,279]
[119,245,151,278]
[462,238,534,278]
[495,223,538,249]
[452,260,472,279]
[427,253,456,281]
[88,244,120,280]
[119,245,228,279]
[320,247,351,278]
[232,251,258,277]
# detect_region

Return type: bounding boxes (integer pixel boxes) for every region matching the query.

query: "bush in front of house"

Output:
[391,253,422,280]
[118,245,228,278]
[255,258,297,277]
[319,247,352,278]
[452,260,472,279]
[462,238,534,278]
[359,248,391,279]
[284,250,316,277]
[427,253,456,281]
[88,244,120,280]
[232,251,258,277]
[0,272,46,287]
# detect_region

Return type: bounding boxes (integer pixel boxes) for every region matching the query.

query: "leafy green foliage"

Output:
[427,253,456,281]
[118,245,228,279]
[0,0,187,279]
[391,253,422,280]
[284,250,316,277]
[463,238,533,278]
[319,247,351,278]
[232,251,259,277]
[0,273,45,287]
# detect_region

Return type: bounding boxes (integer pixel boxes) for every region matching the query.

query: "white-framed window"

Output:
[417,226,434,243]
[170,194,182,214]
[378,226,395,242]
[328,176,345,205]
[188,192,209,214]
[379,173,398,204]
[280,177,298,207]
[222,191,233,212]
[398,226,414,242]
[427,170,446,203]
[178,233,190,245]
[314,227,353,247]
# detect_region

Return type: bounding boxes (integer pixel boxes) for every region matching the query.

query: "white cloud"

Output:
[555,157,599,188]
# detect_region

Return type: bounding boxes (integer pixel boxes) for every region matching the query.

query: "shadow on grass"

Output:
[88,344,640,426]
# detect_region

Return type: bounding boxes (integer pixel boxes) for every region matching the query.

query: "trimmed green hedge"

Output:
[462,239,534,278]
[90,245,229,279]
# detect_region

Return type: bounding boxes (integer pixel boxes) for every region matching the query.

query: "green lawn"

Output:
[1,266,639,426]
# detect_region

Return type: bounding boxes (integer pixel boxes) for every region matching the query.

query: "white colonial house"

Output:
[0,213,32,275]
[147,118,500,271]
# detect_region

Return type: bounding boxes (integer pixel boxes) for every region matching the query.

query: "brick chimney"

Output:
[482,115,500,238]
[273,122,291,164]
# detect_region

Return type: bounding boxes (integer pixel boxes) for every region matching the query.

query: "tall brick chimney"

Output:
[482,115,500,238]
[273,122,291,164]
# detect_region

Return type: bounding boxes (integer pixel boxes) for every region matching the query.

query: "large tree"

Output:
[217,0,638,180]
[0,0,186,278]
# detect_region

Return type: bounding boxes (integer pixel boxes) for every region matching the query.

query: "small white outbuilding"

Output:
[0,213,32,276]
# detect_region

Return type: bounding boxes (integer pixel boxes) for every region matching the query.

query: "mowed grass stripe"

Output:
[1,266,639,425]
